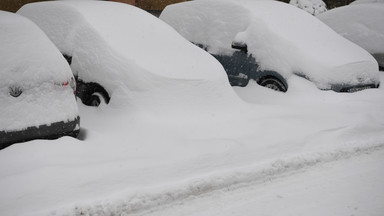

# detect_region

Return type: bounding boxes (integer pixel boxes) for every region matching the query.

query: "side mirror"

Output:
[231,41,248,52]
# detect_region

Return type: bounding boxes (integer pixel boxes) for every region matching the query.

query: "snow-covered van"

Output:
[0,11,80,148]
[160,0,380,92]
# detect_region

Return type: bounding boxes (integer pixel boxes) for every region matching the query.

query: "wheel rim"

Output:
[90,98,100,106]
[258,77,287,92]
[265,83,281,91]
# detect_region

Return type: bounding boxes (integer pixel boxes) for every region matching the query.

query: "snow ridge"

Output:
[47,141,384,216]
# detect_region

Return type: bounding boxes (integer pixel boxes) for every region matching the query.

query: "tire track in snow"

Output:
[49,141,384,216]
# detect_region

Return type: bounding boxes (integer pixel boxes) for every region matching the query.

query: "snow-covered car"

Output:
[17,1,230,107]
[0,11,80,148]
[317,3,384,70]
[160,0,380,92]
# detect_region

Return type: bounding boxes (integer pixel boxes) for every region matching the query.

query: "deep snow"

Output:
[0,73,383,216]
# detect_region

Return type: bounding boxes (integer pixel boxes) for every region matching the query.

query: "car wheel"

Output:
[86,92,105,107]
[258,76,287,92]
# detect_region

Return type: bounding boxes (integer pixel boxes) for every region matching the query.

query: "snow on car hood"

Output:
[0,11,78,131]
[161,0,380,89]
[17,1,232,106]
[317,4,384,62]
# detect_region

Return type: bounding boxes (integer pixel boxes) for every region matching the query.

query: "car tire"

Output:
[86,92,106,107]
[258,76,287,92]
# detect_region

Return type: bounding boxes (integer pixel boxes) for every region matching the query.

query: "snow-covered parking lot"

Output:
[1,73,383,216]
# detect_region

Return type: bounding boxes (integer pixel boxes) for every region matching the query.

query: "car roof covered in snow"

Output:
[317,3,384,56]
[161,0,379,89]
[0,11,73,88]
[17,1,229,97]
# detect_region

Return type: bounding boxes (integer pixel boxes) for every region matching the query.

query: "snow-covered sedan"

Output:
[17,1,231,107]
[317,2,384,70]
[160,0,380,92]
[0,11,80,149]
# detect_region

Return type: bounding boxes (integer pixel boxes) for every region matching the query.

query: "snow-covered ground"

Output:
[0,72,383,216]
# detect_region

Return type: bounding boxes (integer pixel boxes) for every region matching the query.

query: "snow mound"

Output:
[289,0,327,15]
[317,3,384,67]
[18,1,235,108]
[0,11,78,131]
[160,0,379,90]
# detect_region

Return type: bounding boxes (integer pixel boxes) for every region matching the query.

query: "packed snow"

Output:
[160,0,379,90]
[17,1,233,106]
[0,11,78,131]
[289,0,327,15]
[317,3,384,68]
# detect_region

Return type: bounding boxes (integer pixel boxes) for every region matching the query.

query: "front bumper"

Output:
[0,116,80,150]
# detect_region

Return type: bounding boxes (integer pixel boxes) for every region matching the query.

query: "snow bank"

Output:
[0,11,78,131]
[317,3,384,67]
[17,1,236,108]
[289,0,327,15]
[160,0,379,90]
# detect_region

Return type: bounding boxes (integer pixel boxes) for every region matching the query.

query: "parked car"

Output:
[0,11,80,149]
[160,0,380,92]
[317,3,384,70]
[17,0,230,107]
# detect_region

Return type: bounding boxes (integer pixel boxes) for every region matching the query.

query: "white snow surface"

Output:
[17,1,231,106]
[289,0,327,15]
[0,11,78,131]
[317,3,384,66]
[160,0,380,90]
[0,71,384,215]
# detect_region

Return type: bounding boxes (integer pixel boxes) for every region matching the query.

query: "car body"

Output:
[17,1,230,107]
[0,11,80,149]
[160,0,380,92]
[317,3,384,70]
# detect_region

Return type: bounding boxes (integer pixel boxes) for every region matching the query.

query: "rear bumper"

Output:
[0,116,80,150]
[333,83,380,93]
